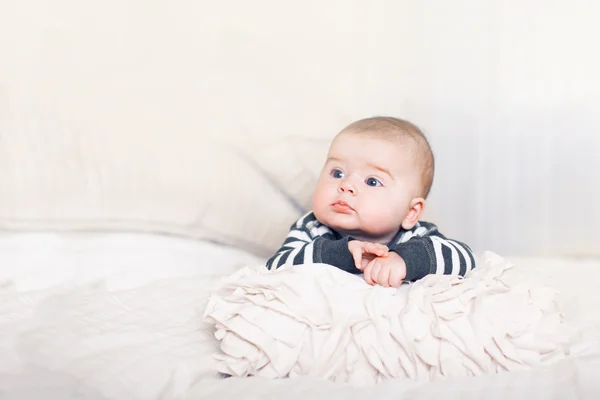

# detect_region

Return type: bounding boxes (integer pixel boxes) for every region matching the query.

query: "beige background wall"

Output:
[0,0,598,256]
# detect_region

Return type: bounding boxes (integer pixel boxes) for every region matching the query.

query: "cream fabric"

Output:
[204,252,585,385]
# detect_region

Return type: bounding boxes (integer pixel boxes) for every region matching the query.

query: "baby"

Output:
[266,116,476,287]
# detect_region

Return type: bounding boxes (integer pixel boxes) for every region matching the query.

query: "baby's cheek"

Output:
[311,186,333,218]
[366,200,394,218]
[366,205,403,230]
[311,188,326,210]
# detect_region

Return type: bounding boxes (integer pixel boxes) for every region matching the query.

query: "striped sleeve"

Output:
[389,223,476,281]
[265,213,357,272]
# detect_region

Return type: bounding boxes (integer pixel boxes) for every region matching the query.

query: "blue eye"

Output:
[365,177,382,187]
[331,169,345,179]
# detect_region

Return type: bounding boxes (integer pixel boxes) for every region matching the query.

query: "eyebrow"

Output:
[368,163,393,178]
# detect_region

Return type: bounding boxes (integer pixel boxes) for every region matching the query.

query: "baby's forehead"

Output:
[329,133,421,170]
[330,130,420,157]
[336,127,418,143]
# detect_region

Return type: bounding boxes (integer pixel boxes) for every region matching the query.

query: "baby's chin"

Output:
[315,209,399,241]
[318,220,357,239]
[316,211,356,229]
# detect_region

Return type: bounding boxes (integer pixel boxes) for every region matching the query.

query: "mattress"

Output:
[1,232,600,400]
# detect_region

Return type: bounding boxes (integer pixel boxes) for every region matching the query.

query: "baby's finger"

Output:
[363,260,376,285]
[365,243,388,256]
[352,248,364,270]
[377,244,389,254]
[377,264,391,287]
[389,266,404,288]
[361,258,370,269]
[369,262,382,285]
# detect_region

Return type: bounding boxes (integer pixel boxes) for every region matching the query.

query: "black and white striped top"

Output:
[266,212,476,282]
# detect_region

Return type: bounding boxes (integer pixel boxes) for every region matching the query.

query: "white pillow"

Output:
[0,127,303,257]
[239,136,331,212]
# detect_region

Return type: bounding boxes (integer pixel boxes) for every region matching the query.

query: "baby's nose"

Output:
[338,180,356,195]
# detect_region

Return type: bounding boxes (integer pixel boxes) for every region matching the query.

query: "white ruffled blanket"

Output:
[203,252,579,385]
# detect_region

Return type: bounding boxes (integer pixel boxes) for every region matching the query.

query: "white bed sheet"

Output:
[0,232,261,291]
[1,233,600,400]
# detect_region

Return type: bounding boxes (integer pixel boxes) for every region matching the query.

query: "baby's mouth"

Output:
[332,200,354,213]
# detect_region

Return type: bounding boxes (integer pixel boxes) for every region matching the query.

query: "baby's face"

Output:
[312,132,423,243]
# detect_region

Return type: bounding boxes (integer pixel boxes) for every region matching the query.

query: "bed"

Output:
[1,231,600,400]
[1,107,599,400]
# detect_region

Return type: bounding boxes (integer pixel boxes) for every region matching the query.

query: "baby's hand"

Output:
[363,252,406,288]
[348,240,389,270]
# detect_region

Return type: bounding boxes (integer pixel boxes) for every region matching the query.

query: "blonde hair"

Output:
[339,116,435,198]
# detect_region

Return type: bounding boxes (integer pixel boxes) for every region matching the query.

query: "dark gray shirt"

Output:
[266,212,476,281]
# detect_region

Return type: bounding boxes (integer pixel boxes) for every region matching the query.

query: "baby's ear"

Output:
[401,197,426,230]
